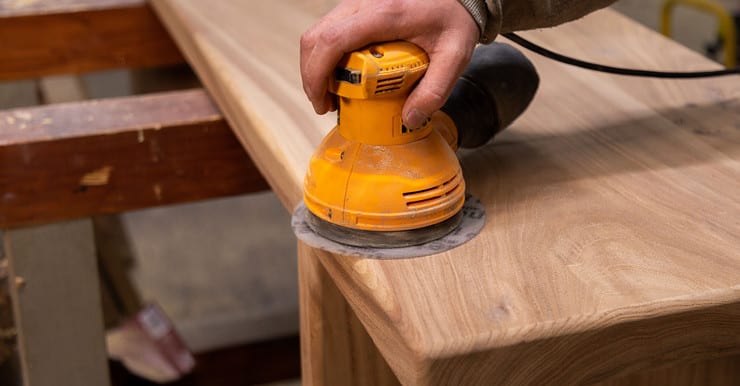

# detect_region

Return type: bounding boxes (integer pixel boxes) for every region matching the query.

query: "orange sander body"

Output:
[303,41,539,248]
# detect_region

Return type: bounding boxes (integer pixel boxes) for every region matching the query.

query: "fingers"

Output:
[402,42,474,128]
[300,0,479,121]
[300,2,358,114]
[301,8,401,114]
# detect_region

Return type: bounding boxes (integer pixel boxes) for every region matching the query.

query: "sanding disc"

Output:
[291,194,486,259]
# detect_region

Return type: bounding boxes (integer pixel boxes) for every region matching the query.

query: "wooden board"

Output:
[4,220,110,386]
[298,241,399,386]
[0,89,268,228]
[152,1,740,384]
[0,0,183,80]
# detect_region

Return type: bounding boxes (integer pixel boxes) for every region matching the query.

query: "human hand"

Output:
[300,0,481,129]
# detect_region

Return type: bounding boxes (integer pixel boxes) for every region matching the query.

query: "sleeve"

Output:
[458,0,618,44]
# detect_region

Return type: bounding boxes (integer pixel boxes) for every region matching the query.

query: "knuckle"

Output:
[318,26,343,47]
[374,0,408,25]
[444,42,474,62]
[301,22,325,47]
[300,30,316,47]
[419,85,447,110]
[375,0,404,18]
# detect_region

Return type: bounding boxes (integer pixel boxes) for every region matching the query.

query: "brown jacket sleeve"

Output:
[461,0,618,43]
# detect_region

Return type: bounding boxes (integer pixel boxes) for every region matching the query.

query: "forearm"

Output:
[462,0,618,42]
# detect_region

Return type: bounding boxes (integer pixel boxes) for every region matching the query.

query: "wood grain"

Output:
[596,355,740,386]
[153,1,740,384]
[0,89,268,228]
[0,0,183,80]
[298,241,399,386]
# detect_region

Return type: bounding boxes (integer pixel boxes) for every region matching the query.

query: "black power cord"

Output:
[503,32,740,78]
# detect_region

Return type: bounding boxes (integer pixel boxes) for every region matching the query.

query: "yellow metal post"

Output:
[661,0,737,68]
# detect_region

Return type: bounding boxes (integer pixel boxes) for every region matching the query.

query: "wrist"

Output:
[457,0,501,43]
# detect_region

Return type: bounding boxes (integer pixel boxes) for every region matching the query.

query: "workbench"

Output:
[0,2,267,385]
[1,0,739,385]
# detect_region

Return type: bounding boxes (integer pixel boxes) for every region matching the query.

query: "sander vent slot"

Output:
[375,75,404,94]
[403,174,462,209]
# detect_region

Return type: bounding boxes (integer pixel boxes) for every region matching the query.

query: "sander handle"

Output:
[441,42,540,148]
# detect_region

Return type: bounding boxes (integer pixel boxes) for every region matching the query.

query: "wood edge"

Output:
[150,0,305,213]
[0,2,184,80]
[0,0,146,18]
[317,247,740,384]
[0,89,271,228]
[298,240,400,386]
[0,89,220,145]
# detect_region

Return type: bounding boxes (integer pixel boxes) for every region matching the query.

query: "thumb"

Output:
[402,46,472,128]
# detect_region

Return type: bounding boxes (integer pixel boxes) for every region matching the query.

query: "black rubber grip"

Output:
[441,42,539,148]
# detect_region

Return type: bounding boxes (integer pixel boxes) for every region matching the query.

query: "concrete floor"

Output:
[123,193,297,352]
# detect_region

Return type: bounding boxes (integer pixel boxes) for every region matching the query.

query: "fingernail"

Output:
[404,109,429,129]
[315,99,329,114]
[313,103,324,114]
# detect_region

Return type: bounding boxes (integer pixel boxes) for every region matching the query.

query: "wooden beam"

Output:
[0,0,184,80]
[0,89,269,228]
[4,220,110,386]
[298,241,399,386]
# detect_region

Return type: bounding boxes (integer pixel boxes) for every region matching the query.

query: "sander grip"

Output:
[441,42,539,148]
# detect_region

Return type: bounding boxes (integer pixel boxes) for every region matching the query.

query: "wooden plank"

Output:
[298,241,399,386]
[37,75,87,104]
[93,215,143,326]
[0,0,144,16]
[152,1,740,384]
[0,0,184,80]
[4,220,110,386]
[0,89,269,228]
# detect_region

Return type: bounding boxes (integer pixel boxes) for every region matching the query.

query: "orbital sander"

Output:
[302,41,539,248]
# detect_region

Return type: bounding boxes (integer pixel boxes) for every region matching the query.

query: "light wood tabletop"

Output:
[153,1,740,384]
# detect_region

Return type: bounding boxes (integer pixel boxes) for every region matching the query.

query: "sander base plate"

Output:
[292,194,486,259]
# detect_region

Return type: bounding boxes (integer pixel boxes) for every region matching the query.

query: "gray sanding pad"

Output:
[291,194,486,259]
